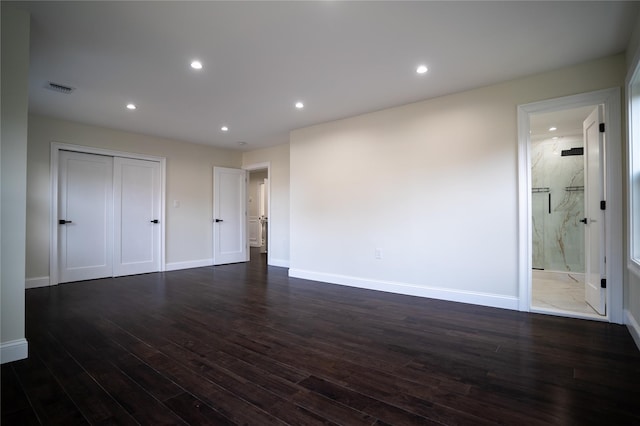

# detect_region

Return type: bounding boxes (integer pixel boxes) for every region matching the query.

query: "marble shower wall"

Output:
[532,136,584,272]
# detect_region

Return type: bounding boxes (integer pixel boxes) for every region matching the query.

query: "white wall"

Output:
[243,144,290,267]
[26,115,242,280]
[1,5,30,363]
[290,55,625,310]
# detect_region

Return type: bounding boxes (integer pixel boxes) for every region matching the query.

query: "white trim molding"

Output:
[629,260,640,281]
[627,59,640,280]
[165,258,213,272]
[166,257,289,270]
[1,338,28,364]
[268,258,290,268]
[517,88,623,324]
[625,310,640,351]
[25,276,50,289]
[289,269,519,311]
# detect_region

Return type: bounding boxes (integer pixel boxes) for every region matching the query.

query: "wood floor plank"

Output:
[164,392,235,425]
[298,375,446,425]
[46,321,189,425]
[94,319,285,425]
[288,389,377,426]
[10,355,88,425]
[26,331,138,425]
[3,249,639,425]
[1,364,39,424]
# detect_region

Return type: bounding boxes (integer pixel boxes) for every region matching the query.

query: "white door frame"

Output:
[50,142,166,285]
[517,88,623,324]
[243,162,271,265]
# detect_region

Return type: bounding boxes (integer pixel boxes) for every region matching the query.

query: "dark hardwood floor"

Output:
[3,249,640,425]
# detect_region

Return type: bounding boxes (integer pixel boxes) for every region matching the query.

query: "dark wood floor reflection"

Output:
[3,250,640,425]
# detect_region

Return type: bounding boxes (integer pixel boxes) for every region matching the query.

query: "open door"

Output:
[213,167,248,265]
[583,106,606,315]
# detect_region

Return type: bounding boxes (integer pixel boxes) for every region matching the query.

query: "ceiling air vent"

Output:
[45,81,75,94]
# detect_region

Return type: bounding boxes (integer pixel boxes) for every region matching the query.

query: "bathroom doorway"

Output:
[247,167,269,264]
[517,88,623,323]
[529,105,601,317]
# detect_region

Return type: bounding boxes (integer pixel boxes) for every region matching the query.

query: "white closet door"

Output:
[113,157,161,276]
[58,151,114,283]
[213,167,248,265]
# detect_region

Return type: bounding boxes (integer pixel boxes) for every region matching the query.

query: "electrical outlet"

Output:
[375,248,383,259]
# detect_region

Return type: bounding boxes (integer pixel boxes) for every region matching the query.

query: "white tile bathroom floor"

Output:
[532,274,600,317]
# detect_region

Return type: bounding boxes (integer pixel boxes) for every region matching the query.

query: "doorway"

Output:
[517,88,624,323]
[528,105,601,317]
[244,162,271,265]
[248,170,268,254]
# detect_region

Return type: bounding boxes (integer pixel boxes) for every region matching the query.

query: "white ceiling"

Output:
[530,105,597,142]
[18,1,640,151]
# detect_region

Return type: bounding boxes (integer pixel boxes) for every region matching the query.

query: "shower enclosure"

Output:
[531,137,584,273]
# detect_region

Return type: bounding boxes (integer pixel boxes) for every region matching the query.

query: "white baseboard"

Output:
[288,269,519,311]
[269,258,290,268]
[25,276,50,289]
[165,258,213,272]
[625,309,640,351]
[1,338,28,364]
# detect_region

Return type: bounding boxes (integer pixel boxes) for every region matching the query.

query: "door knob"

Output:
[580,218,588,224]
[150,219,159,224]
[215,219,223,223]
[58,219,72,224]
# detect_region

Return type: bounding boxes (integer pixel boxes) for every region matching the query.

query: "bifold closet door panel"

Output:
[58,151,114,283]
[113,157,161,277]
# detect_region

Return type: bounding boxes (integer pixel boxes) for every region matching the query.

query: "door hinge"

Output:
[600,200,606,210]
[599,123,605,133]
[601,278,607,289]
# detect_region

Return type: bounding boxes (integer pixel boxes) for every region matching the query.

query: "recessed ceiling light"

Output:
[416,65,428,74]
[190,60,203,70]
[295,101,304,109]
[237,141,247,146]
[549,126,557,131]
[126,103,136,110]
[552,136,559,140]
[221,126,229,132]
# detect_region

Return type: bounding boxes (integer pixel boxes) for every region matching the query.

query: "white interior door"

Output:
[259,178,268,253]
[257,181,265,247]
[113,157,161,276]
[259,179,268,217]
[58,151,113,283]
[583,106,606,315]
[249,217,260,247]
[213,167,248,265]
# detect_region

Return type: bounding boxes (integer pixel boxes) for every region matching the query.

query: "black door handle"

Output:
[580,218,588,224]
[150,219,159,224]
[58,219,72,224]
[215,219,223,223]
